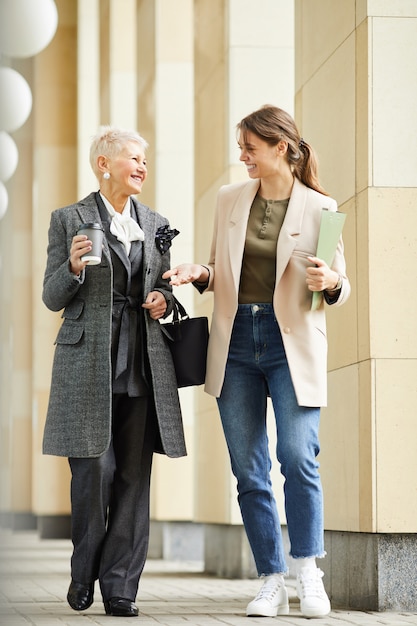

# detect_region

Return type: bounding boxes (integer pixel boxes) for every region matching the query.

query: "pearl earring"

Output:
[103,172,110,180]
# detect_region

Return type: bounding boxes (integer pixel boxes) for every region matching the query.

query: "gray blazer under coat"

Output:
[42,192,186,459]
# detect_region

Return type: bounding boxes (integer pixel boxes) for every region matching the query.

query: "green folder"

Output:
[311,209,346,311]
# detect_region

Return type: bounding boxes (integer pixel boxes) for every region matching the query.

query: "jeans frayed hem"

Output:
[291,551,327,560]
[259,570,288,578]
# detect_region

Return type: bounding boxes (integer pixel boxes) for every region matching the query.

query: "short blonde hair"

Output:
[89,125,148,178]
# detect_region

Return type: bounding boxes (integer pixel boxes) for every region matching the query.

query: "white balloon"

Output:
[0,181,8,220]
[0,68,32,132]
[0,0,58,58]
[0,132,18,182]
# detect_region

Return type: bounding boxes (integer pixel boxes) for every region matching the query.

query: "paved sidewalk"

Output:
[0,530,416,626]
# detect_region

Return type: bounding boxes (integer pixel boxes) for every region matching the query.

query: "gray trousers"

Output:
[68,394,157,602]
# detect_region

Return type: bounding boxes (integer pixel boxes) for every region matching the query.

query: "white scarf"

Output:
[100,194,145,255]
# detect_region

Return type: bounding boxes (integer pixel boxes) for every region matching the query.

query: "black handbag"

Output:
[160,296,209,388]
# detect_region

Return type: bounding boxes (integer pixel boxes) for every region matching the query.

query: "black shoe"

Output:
[104,597,139,617]
[67,579,94,611]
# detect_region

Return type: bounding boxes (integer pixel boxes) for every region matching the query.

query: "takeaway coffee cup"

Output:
[77,222,104,265]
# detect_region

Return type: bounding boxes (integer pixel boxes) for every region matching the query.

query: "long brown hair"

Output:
[237,105,328,195]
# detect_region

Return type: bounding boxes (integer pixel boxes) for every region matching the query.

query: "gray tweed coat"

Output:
[42,192,187,459]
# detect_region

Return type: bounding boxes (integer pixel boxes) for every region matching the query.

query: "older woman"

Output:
[42,126,186,617]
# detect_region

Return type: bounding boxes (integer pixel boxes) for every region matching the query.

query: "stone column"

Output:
[100,0,137,127]
[136,0,199,560]
[295,0,417,610]
[77,0,100,197]
[32,0,78,538]
[0,58,35,531]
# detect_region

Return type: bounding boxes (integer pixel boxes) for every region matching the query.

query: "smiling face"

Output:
[238,130,284,181]
[104,141,148,196]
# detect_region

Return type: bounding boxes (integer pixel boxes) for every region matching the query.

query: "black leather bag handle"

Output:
[170,295,188,323]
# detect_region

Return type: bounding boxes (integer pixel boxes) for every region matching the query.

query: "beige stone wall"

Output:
[2,0,417,543]
[295,0,417,533]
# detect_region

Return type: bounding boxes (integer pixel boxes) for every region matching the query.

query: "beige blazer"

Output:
[203,177,350,407]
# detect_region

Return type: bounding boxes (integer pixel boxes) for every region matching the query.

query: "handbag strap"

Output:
[159,295,189,343]
[171,295,189,322]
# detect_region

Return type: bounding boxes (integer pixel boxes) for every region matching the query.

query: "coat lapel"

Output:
[75,193,112,265]
[76,192,101,225]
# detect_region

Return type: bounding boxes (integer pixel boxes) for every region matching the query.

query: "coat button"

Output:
[283,327,291,333]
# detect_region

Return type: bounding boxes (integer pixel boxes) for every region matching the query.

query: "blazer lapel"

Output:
[224,178,309,294]
[103,219,131,274]
[94,192,140,275]
[131,198,157,290]
[228,180,260,292]
[128,197,144,268]
[275,177,307,285]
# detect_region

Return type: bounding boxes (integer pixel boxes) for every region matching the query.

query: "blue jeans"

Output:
[217,304,325,576]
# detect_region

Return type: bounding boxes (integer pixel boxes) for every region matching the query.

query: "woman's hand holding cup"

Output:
[69,234,92,276]
[70,223,104,276]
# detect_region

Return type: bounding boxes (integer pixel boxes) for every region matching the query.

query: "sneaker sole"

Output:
[246,604,290,617]
[301,609,330,618]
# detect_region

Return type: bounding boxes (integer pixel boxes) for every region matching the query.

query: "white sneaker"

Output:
[296,567,331,618]
[246,576,289,617]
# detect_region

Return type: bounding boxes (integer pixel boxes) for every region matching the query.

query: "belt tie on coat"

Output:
[113,295,141,379]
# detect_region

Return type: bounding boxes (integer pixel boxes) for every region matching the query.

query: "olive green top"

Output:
[239,194,289,304]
